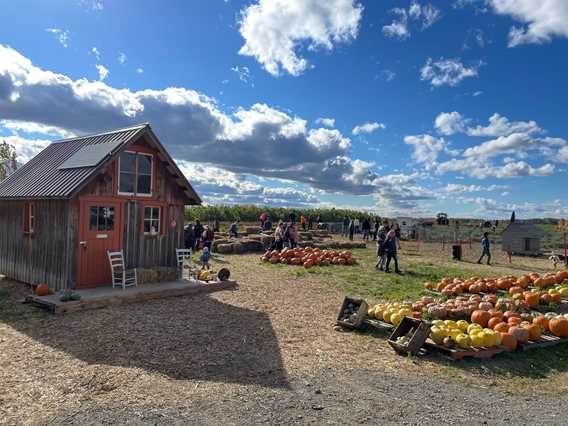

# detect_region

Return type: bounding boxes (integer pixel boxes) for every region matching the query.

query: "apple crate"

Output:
[336,296,368,329]
[387,317,431,356]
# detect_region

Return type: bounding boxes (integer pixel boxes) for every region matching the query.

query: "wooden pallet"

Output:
[424,340,506,360]
[518,334,568,351]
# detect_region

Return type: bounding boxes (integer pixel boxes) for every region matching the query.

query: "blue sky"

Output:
[0,0,567,218]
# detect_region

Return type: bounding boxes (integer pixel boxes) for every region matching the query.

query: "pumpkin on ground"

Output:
[35,283,49,296]
[532,315,550,332]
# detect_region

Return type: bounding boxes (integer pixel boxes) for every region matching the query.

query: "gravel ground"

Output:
[1,251,567,425]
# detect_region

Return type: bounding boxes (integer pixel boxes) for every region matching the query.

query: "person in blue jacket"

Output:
[384,230,402,274]
[477,232,491,265]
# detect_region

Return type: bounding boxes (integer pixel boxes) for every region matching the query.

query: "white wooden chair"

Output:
[176,248,192,279]
[107,250,138,290]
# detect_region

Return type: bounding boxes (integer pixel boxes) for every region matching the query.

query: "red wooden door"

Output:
[77,199,123,288]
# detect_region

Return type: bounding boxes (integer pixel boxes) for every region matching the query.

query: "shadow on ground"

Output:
[2,281,289,389]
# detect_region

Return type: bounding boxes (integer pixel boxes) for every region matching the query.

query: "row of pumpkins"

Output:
[260,247,357,268]
[424,270,568,297]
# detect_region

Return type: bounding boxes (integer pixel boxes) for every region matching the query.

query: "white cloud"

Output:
[436,158,555,179]
[463,132,566,159]
[404,134,458,167]
[0,119,75,138]
[558,146,568,163]
[315,117,335,127]
[420,57,481,87]
[379,69,396,82]
[231,66,253,86]
[238,0,363,76]
[352,121,385,135]
[118,52,127,64]
[466,112,542,137]
[95,64,109,81]
[137,68,144,74]
[489,0,568,47]
[382,2,440,40]
[0,44,384,196]
[91,47,101,60]
[441,183,508,193]
[459,196,568,218]
[45,28,70,48]
[383,8,410,40]
[0,135,52,163]
[434,111,468,135]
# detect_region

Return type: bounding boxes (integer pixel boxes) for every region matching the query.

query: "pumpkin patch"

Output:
[261,247,357,269]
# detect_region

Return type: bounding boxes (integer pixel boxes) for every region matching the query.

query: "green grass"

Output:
[279,248,507,302]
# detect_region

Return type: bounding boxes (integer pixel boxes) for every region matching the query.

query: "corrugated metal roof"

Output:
[0,125,146,199]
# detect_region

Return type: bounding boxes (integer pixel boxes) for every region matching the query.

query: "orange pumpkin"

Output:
[488,317,504,329]
[303,260,314,269]
[503,311,520,321]
[523,291,540,307]
[549,317,568,337]
[522,323,542,341]
[509,326,529,344]
[500,332,518,351]
[35,283,49,296]
[494,322,510,333]
[509,286,523,296]
[508,317,522,326]
[488,309,504,320]
[532,315,549,332]
[471,310,491,327]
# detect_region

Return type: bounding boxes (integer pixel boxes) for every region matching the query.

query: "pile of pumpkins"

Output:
[368,301,423,326]
[429,319,503,349]
[424,270,568,297]
[260,247,357,269]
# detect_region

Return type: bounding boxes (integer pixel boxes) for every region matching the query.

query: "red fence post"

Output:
[508,244,512,264]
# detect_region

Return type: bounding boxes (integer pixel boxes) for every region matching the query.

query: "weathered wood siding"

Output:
[122,201,185,268]
[0,200,75,289]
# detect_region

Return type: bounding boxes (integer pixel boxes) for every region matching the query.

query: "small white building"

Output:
[501,222,547,255]
[397,217,420,238]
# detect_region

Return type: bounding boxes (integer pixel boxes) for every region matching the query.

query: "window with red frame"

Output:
[22,202,36,234]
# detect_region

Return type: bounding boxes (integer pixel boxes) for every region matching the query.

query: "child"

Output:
[200,246,211,270]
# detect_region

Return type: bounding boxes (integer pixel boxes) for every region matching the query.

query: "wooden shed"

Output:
[0,124,201,290]
[501,222,546,255]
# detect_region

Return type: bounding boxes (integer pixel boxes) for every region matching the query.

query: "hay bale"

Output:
[245,226,261,234]
[247,235,262,241]
[299,232,313,241]
[216,244,234,254]
[232,243,246,254]
[240,239,264,252]
[156,267,178,282]
[136,268,159,285]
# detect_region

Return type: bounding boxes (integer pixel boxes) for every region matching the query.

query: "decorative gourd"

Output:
[471,310,491,327]
[509,326,529,344]
[508,317,522,326]
[549,317,568,337]
[500,333,518,351]
[35,283,49,296]
[478,302,493,311]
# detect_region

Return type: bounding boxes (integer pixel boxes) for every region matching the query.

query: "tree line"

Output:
[185,205,377,223]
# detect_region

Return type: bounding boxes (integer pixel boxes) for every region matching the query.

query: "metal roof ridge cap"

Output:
[51,123,149,144]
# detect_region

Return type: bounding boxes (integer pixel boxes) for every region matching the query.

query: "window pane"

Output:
[119,172,135,193]
[152,219,160,234]
[152,207,160,220]
[138,154,152,174]
[120,152,136,173]
[137,174,152,194]
[144,206,152,219]
[90,207,98,231]
[104,207,115,231]
[144,219,151,233]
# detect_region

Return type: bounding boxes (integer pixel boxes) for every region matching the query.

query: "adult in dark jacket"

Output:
[202,225,214,251]
[362,218,371,241]
[477,232,491,265]
[384,230,401,274]
[348,219,355,241]
[193,220,204,250]
[184,224,195,251]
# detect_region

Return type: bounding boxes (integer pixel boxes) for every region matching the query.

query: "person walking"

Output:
[202,225,214,251]
[307,215,314,230]
[184,224,195,252]
[273,221,285,251]
[259,211,267,228]
[373,218,380,241]
[289,210,297,224]
[477,232,491,265]
[362,218,371,241]
[375,224,387,270]
[342,214,350,237]
[353,217,360,234]
[348,219,355,241]
[228,220,239,238]
[394,223,401,249]
[384,230,401,274]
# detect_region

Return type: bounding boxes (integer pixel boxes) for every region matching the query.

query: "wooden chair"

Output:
[107,250,137,290]
[176,248,192,279]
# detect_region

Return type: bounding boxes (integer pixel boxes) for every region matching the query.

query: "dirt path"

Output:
[1,252,567,425]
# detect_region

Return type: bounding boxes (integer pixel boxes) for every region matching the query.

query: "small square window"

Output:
[143,206,161,235]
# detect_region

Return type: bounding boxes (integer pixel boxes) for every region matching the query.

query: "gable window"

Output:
[118,151,153,196]
[143,206,161,235]
[23,202,36,234]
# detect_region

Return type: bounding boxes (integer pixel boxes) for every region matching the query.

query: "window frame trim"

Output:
[117,150,154,197]
[142,205,163,236]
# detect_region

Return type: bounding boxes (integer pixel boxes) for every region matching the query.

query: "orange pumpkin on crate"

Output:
[35,283,49,296]
[549,317,568,338]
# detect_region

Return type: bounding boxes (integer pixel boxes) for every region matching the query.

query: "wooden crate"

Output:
[518,334,568,351]
[336,297,368,329]
[424,340,506,361]
[387,317,431,356]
